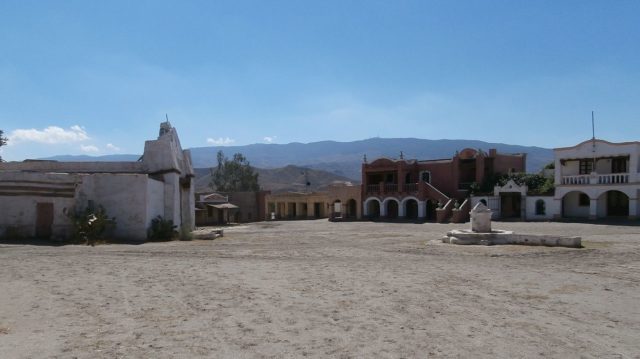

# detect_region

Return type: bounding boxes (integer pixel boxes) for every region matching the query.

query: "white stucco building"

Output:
[554,139,639,220]
[470,180,559,221]
[0,122,195,240]
[471,138,640,221]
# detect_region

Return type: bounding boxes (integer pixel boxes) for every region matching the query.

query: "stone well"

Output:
[443,202,581,248]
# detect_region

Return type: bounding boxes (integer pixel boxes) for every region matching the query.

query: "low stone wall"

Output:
[436,199,453,223]
[443,229,581,248]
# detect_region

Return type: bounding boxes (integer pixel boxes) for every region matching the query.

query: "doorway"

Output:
[500,193,522,219]
[606,190,629,217]
[36,203,54,239]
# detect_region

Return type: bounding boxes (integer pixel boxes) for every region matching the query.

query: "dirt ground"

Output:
[1,220,639,358]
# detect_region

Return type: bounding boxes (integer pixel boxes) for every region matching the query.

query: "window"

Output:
[612,157,627,173]
[579,160,593,175]
[420,171,431,183]
[579,193,590,206]
[405,173,412,183]
[385,173,394,183]
[535,200,546,215]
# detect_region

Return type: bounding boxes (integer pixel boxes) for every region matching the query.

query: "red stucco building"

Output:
[362,148,526,220]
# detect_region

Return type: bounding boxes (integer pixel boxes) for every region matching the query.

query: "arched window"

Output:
[480,199,487,206]
[535,199,546,215]
[420,171,431,183]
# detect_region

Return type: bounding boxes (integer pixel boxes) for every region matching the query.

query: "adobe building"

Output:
[265,181,361,220]
[195,191,269,226]
[362,148,526,221]
[0,122,195,241]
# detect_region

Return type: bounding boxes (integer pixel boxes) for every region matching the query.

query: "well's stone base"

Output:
[443,229,581,248]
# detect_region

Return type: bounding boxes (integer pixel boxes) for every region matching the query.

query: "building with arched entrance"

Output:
[362,148,526,221]
[471,138,640,221]
[265,181,362,221]
[554,139,639,220]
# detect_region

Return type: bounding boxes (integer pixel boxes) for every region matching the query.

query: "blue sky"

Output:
[1,0,639,161]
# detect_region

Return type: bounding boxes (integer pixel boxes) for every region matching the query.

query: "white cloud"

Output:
[206,137,235,146]
[263,136,277,143]
[9,125,90,144]
[106,143,121,152]
[80,145,99,153]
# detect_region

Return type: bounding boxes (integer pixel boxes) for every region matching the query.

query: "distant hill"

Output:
[37,154,140,162]
[193,165,355,193]
[39,137,554,180]
[188,138,553,180]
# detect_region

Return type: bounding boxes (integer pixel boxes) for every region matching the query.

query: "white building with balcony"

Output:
[554,139,639,220]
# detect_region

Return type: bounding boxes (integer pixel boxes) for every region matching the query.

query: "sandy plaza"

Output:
[1,219,638,358]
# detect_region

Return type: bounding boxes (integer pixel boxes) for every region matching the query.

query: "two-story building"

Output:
[362,148,526,221]
[554,139,639,219]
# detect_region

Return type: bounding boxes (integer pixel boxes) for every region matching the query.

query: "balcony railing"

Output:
[561,173,629,185]
[366,182,420,194]
[561,175,590,185]
[404,183,418,192]
[598,173,629,184]
[384,184,398,193]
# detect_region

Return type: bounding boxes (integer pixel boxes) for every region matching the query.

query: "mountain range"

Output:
[39,137,554,181]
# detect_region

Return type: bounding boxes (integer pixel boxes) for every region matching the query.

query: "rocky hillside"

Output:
[193,165,356,193]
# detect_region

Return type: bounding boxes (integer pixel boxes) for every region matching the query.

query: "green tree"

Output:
[470,172,554,195]
[0,130,7,162]
[210,150,260,192]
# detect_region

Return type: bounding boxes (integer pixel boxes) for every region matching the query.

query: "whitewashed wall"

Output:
[0,172,78,238]
[163,173,182,227]
[472,195,562,220]
[146,178,165,231]
[561,191,590,218]
[525,196,559,220]
[83,173,149,240]
[470,196,500,219]
[0,195,75,238]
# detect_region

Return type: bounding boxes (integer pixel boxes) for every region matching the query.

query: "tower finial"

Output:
[591,110,595,140]
[591,111,596,170]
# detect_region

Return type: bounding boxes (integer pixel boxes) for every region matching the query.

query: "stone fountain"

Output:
[443,203,581,248]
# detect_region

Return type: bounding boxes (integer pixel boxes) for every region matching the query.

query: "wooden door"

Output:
[36,203,54,239]
[500,193,521,218]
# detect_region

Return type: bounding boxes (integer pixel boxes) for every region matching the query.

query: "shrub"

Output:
[68,205,116,245]
[471,173,555,195]
[147,216,178,241]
